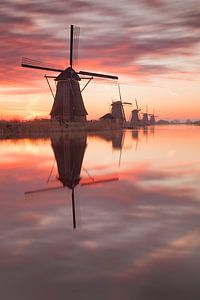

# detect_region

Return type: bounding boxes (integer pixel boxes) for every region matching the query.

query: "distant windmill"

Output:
[130,98,141,126]
[25,133,118,229]
[141,105,149,126]
[149,109,159,125]
[110,84,132,123]
[21,25,118,123]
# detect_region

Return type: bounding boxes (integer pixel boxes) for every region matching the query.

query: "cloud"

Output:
[0,0,200,86]
[1,0,200,119]
[138,0,164,8]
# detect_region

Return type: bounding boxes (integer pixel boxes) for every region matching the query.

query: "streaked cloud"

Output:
[1,0,200,119]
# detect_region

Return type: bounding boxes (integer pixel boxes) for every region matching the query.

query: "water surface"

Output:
[0,126,200,299]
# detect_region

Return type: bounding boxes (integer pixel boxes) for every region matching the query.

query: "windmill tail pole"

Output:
[45,75,55,100]
[81,77,93,93]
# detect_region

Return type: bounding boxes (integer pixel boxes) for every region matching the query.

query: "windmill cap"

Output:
[56,67,80,81]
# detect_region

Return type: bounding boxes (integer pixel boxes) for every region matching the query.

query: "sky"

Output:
[0,0,200,120]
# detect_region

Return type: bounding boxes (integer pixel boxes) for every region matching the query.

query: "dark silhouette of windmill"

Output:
[149,110,159,125]
[110,84,131,123]
[140,105,150,126]
[25,133,118,229]
[21,25,118,123]
[130,98,141,126]
[141,107,159,126]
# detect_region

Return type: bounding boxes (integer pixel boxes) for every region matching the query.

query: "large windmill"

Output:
[21,25,118,123]
[110,84,132,123]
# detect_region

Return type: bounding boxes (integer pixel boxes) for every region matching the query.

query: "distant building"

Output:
[99,113,116,121]
[157,119,170,125]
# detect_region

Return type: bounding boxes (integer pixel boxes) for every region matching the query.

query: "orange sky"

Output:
[0,0,200,120]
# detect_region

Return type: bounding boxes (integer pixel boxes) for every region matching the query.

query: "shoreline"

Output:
[0,119,123,139]
[1,119,198,140]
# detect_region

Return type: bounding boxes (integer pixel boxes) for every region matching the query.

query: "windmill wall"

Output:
[111,101,126,122]
[141,113,149,126]
[130,109,140,126]
[150,115,156,125]
[50,79,88,122]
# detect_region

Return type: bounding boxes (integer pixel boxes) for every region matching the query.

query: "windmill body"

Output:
[111,101,126,123]
[110,84,131,124]
[130,98,141,126]
[21,25,118,123]
[50,67,87,122]
[141,113,149,126]
[149,111,159,125]
[149,114,156,125]
[130,109,140,125]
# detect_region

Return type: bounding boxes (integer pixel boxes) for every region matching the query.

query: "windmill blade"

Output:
[70,25,74,67]
[118,84,122,101]
[122,102,132,105]
[69,25,80,68]
[81,177,118,186]
[25,186,63,195]
[21,57,64,73]
[135,98,139,110]
[78,70,118,80]
[83,77,118,86]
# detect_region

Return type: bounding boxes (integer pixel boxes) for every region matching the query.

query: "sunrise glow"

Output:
[0,0,200,121]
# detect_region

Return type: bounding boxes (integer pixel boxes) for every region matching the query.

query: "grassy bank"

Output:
[0,119,121,139]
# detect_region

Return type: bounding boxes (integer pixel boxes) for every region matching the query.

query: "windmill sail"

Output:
[78,70,118,80]
[21,57,63,73]
[70,25,80,68]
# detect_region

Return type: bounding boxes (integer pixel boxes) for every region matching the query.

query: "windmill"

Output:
[140,105,149,126]
[110,84,132,123]
[25,133,118,229]
[21,25,118,123]
[149,109,159,125]
[130,98,141,126]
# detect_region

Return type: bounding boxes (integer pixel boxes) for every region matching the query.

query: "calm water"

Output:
[0,125,200,300]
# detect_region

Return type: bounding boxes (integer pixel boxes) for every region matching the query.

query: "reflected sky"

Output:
[0,125,200,300]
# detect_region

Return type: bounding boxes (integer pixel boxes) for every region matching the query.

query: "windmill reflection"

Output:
[131,126,155,149]
[51,133,87,228]
[111,131,124,150]
[26,132,118,229]
[96,130,124,150]
[51,133,87,189]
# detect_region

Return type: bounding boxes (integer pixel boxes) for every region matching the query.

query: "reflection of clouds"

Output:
[119,229,200,278]
[167,149,176,158]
